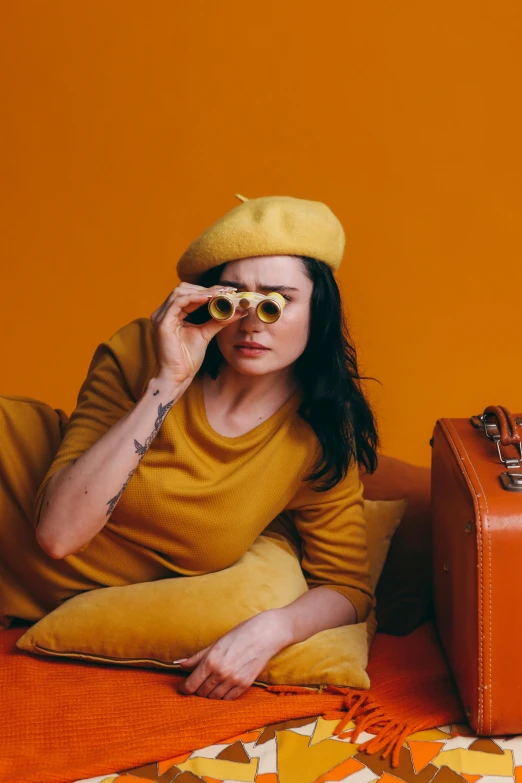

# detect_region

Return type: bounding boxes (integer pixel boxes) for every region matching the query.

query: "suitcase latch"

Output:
[470,412,522,491]
[500,471,522,492]
[471,414,522,466]
[494,440,522,468]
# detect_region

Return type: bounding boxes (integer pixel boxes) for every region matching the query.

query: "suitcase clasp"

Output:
[471,413,522,466]
[470,413,522,489]
[494,439,522,468]
[500,471,522,492]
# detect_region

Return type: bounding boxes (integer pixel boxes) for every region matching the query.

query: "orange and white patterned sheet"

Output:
[74,716,522,783]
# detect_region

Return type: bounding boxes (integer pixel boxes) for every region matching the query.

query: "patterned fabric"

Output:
[3,621,468,783]
[73,716,522,783]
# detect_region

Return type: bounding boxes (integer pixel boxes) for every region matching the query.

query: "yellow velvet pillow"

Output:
[16,498,407,688]
[0,395,69,629]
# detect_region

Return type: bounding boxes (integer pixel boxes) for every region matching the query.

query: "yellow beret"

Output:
[177,193,345,283]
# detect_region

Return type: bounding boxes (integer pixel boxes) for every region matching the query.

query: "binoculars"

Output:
[208,291,286,324]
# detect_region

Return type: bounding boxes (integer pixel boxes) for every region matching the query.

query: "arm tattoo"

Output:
[105,399,175,516]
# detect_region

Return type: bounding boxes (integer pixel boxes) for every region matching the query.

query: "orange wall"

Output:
[1,2,520,466]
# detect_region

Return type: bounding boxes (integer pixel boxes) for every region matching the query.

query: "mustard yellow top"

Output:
[15,317,373,623]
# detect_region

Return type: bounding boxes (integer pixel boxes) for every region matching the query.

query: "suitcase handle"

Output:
[470,405,522,492]
[482,405,521,447]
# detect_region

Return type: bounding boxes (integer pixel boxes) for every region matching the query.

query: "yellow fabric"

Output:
[16,499,407,687]
[0,317,377,626]
[176,194,346,283]
[0,396,67,628]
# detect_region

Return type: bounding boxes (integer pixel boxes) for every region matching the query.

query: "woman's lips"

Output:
[234,343,269,357]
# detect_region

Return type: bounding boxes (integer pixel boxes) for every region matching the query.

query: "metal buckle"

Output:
[500,471,522,492]
[494,439,522,467]
[470,414,522,491]
[470,413,522,466]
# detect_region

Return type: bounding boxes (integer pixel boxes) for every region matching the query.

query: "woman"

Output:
[1,193,380,701]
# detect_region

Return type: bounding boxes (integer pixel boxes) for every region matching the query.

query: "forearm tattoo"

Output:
[105,399,174,516]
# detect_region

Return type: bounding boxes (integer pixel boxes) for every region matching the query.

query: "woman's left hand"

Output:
[176,609,291,700]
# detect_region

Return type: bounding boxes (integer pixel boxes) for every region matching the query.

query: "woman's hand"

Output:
[176,609,292,700]
[150,282,244,386]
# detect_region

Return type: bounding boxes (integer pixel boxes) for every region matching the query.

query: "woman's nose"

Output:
[238,308,260,332]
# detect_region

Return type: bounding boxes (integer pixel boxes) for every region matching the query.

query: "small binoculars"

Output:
[208,291,286,324]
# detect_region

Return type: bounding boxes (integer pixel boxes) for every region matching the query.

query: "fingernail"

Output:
[173,658,188,664]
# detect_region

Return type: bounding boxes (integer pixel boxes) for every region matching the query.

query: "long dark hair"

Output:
[194,257,381,491]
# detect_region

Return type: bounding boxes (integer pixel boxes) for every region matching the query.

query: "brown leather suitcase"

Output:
[431,405,522,735]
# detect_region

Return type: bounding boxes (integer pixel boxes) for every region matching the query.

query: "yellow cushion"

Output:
[16,498,407,687]
[0,395,69,628]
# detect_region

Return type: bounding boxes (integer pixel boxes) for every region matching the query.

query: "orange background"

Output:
[1,2,520,466]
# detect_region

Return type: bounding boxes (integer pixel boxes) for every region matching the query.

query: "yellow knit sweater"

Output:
[5,317,374,624]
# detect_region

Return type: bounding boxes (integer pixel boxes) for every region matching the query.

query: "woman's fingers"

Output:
[197,306,247,342]
[195,672,245,699]
[151,284,236,323]
[197,669,251,700]
[170,292,212,320]
[197,675,227,698]
[150,288,190,322]
[182,652,251,699]
[205,681,233,699]
[221,684,248,700]
[181,649,230,696]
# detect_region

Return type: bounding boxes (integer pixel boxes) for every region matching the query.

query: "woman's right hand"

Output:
[150,283,244,385]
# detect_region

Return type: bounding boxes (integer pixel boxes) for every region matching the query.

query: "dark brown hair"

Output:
[194,257,381,490]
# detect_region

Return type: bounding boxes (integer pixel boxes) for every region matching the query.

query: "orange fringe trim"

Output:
[265,684,428,768]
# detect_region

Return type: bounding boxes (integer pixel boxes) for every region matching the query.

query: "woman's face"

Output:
[215,255,313,378]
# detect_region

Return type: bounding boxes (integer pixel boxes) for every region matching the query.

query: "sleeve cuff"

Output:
[312,584,375,625]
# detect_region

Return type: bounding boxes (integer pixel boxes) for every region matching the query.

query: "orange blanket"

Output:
[1,621,464,783]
